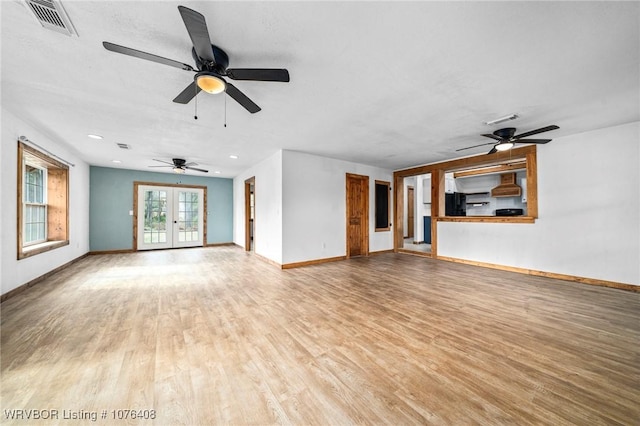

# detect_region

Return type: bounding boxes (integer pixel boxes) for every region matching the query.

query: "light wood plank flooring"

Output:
[1,247,639,425]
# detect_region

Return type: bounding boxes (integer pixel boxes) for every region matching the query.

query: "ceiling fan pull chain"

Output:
[194,84,198,120]
[224,93,227,128]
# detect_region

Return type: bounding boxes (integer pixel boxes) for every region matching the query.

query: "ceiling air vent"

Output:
[24,0,78,37]
[116,143,131,150]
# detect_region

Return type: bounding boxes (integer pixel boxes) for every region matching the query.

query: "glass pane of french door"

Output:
[173,189,204,248]
[138,187,171,250]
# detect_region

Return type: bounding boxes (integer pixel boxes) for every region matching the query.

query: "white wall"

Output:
[438,121,640,286]
[1,108,90,295]
[233,151,283,264]
[281,151,393,264]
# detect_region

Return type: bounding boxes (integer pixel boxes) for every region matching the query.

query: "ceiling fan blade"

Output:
[455,142,495,152]
[184,162,198,167]
[103,42,194,71]
[481,133,503,141]
[225,83,261,113]
[185,166,209,173]
[148,165,173,168]
[226,68,290,82]
[173,81,202,104]
[514,125,559,140]
[487,147,498,155]
[152,159,175,165]
[178,6,217,64]
[517,139,552,144]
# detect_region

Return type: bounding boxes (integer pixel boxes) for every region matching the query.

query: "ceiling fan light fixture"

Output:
[196,72,226,94]
[495,142,514,152]
[173,167,186,174]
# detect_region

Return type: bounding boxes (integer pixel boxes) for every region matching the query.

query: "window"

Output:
[24,164,47,245]
[375,180,391,231]
[17,141,69,259]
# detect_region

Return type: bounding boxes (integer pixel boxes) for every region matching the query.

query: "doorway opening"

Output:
[244,177,255,252]
[134,183,206,251]
[401,174,432,255]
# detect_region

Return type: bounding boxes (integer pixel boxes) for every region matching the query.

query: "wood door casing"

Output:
[346,173,369,258]
[244,177,255,252]
[407,186,414,239]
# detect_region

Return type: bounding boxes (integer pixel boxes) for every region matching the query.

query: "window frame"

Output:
[17,141,69,259]
[23,162,48,246]
[374,180,391,232]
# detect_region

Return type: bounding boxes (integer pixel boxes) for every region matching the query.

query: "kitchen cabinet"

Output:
[445,174,457,194]
[423,216,431,244]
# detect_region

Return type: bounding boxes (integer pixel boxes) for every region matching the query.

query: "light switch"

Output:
[129,210,133,216]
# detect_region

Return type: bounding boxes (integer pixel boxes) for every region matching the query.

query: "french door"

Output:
[137,185,204,250]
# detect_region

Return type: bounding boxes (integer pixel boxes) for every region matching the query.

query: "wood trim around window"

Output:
[374,180,391,232]
[17,141,69,260]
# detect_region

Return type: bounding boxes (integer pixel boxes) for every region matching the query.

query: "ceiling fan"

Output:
[457,125,560,155]
[150,158,208,174]
[102,5,289,113]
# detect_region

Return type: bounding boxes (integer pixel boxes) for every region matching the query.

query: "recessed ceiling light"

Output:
[87,134,103,139]
[229,155,238,159]
[214,171,221,174]
[112,160,121,163]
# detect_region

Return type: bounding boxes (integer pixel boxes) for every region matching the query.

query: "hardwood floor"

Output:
[1,247,639,425]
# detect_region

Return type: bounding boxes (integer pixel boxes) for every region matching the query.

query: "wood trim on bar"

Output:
[453,162,526,178]
[437,255,639,293]
[395,145,536,178]
[393,145,538,252]
[436,216,535,224]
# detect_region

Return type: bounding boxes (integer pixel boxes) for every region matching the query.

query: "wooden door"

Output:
[346,173,369,258]
[244,177,255,252]
[407,186,415,239]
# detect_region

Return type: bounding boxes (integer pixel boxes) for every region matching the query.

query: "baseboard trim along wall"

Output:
[282,256,347,270]
[1,253,90,303]
[437,255,639,292]
[89,249,135,255]
[89,243,235,256]
[205,242,236,248]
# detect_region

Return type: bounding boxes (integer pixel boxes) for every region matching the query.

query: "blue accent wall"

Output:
[90,166,233,251]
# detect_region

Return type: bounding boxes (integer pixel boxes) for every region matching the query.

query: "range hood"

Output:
[491,173,522,197]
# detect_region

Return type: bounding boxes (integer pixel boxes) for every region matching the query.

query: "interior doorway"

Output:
[407,186,415,238]
[135,183,205,251]
[402,175,432,255]
[244,177,255,251]
[346,173,369,258]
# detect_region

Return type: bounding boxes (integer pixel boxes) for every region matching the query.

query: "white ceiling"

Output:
[2,1,638,177]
